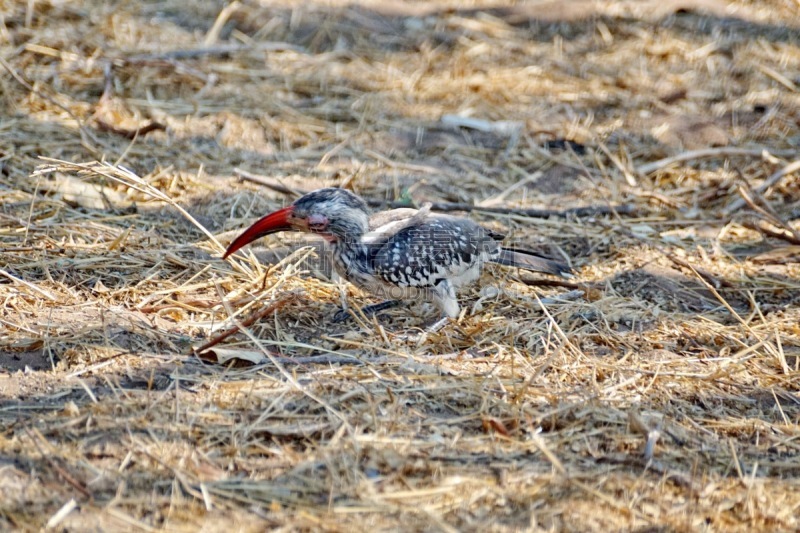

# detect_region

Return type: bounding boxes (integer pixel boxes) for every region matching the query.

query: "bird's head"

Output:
[223,188,370,259]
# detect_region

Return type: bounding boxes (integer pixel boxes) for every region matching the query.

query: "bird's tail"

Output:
[493,248,572,277]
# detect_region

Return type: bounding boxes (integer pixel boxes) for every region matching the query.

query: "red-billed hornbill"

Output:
[224,188,571,320]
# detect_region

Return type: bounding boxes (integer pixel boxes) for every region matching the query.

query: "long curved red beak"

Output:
[223,206,295,259]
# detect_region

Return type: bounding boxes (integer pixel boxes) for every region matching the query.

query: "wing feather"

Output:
[370,217,499,288]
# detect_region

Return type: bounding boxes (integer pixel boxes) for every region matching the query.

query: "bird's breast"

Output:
[331,245,372,285]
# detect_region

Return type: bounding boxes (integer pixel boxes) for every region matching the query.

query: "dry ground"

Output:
[1,0,800,531]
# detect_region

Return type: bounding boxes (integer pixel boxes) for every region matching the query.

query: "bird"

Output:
[223,188,571,322]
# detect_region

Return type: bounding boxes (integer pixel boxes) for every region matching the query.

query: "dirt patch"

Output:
[0,351,52,373]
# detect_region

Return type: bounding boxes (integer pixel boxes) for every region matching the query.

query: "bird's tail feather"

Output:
[493,248,572,277]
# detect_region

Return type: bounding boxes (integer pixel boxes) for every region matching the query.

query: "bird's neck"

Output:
[319,209,370,260]
[330,231,368,257]
[328,231,372,282]
[325,213,369,248]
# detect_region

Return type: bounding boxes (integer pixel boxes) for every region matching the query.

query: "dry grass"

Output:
[1,0,800,531]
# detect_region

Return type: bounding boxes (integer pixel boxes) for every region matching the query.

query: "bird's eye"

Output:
[307,213,329,232]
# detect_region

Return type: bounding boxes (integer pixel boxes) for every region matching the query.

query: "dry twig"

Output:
[192,293,298,355]
[636,147,794,175]
[724,159,800,215]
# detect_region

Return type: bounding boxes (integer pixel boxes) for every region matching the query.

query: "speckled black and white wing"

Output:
[371,217,500,288]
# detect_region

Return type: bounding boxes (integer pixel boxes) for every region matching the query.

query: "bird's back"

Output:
[367,207,570,279]
[368,215,500,289]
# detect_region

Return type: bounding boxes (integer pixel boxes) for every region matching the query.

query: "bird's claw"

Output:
[394,316,453,344]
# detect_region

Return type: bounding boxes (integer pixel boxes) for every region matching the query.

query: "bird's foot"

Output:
[332,300,402,323]
[395,315,454,344]
[425,316,450,333]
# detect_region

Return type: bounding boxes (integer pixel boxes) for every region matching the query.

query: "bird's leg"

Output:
[333,271,348,312]
[393,281,459,342]
[332,270,356,322]
[332,299,402,323]
[431,280,460,320]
